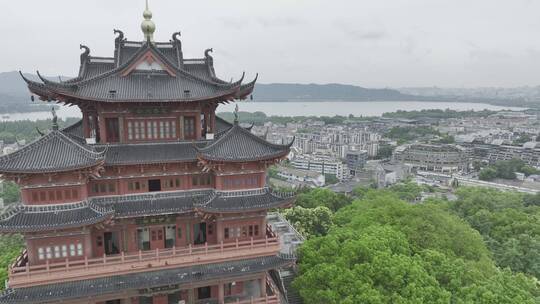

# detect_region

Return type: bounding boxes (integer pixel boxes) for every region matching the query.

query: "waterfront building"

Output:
[0,5,297,304]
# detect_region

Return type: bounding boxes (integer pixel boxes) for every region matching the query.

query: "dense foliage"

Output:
[0,118,79,144]
[282,206,333,238]
[294,188,352,212]
[0,235,24,288]
[449,187,540,279]
[291,187,540,303]
[479,158,540,181]
[324,174,339,185]
[218,111,373,126]
[1,181,20,204]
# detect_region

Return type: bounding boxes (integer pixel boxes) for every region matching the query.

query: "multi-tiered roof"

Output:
[0,3,298,303]
[21,33,256,104]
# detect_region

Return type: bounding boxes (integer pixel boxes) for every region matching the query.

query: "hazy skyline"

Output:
[3,0,540,88]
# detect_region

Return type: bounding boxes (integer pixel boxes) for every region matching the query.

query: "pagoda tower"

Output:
[0,3,297,304]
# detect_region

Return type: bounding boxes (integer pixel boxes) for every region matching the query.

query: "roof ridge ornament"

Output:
[80,45,90,64]
[141,0,156,43]
[172,31,181,42]
[113,29,125,44]
[51,107,58,131]
[234,104,239,125]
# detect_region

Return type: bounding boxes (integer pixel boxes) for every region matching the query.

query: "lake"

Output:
[0,101,526,121]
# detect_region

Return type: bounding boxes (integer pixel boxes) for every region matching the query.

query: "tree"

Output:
[1,181,20,204]
[324,174,339,185]
[295,188,352,212]
[450,187,540,279]
[282,206,333,238]
[0,235,24,289]
[375,145,393,159]
[293,190,540,303]
[294,226,452,304]
[479,166,498,181]
[520,165,540,176]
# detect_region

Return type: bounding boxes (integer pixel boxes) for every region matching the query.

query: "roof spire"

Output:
[234,104,239,124]
[51,107,58,131]
[141,0,156,42]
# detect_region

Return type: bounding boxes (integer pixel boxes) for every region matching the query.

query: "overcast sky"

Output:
[3,0,540,88]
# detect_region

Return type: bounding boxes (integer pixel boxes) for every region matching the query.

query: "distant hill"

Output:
[0,71,533,112]
[252,83,419,101]
[0,71,420,104]
[0,72,62,113]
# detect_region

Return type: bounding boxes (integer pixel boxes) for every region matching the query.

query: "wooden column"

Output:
[260,274,266,297]
[118,116,125,143]
[82,111,91,138]
[179,116,184,140]
[195,111,202,140]
[218,282,224,304]
[216,217,224,243]
[98,115,107,143]
[187,289,195,304]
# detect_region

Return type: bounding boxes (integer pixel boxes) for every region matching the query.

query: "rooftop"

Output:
[1,255,292,304]
[0,130,105,174]
[0,188,295,233]
[20,29,256,104]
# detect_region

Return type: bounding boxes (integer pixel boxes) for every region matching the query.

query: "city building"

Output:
[467,143,540,167]
[0,6,297,304]
[346,150,368,176]
[275,166,325,188]
[393,144,468,173]
[290,154,348,180]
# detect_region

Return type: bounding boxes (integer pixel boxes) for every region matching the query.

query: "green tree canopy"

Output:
[295,188,352,212]
[294,190,540,303]
[449,187,540,279]
[282,206,333,238]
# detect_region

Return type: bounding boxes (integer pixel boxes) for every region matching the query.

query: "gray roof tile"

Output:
[22,39,255,103]
[0,189,294,232]
[0,255,292,304]
[198,123,291,162]
[101,141,207,165]
[0,201,113,233]
[0,131,105,173]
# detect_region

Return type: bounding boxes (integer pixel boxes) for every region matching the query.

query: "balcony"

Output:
[191,274,281,304]
[9,227,280,288]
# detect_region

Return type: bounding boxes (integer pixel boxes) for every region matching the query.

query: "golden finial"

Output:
[141,0,156,42]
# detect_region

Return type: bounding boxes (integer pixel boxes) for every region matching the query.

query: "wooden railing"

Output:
[9,235,280,288]
[233,295,280,304]
[266,274,281,298]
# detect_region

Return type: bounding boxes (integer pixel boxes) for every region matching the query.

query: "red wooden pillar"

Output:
[82,111,91,138]
[99,115,107,143]
[195,111,202,140]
